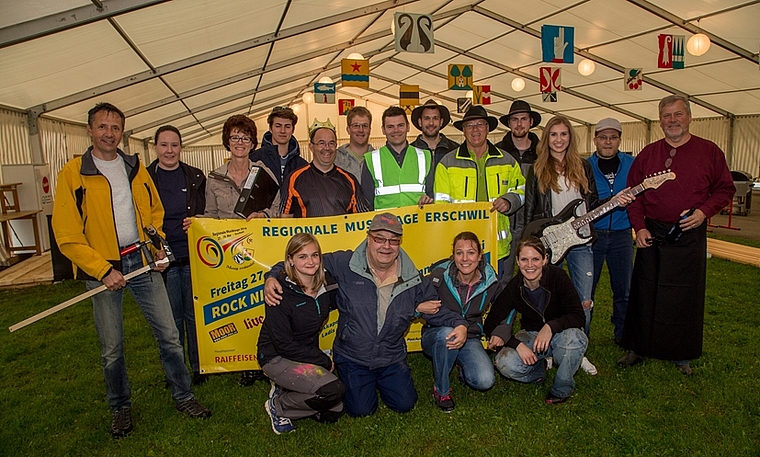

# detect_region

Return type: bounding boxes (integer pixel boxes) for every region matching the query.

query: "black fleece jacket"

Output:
[483,265,584,349]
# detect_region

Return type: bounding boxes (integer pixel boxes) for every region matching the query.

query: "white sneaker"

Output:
[581,356,598,375]
[545,357,553,370]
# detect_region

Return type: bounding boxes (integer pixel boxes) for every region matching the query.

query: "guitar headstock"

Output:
[642,170,676,190]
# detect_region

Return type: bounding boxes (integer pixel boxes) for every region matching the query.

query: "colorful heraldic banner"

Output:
[341,59,370,88]
[190,203,498,373]
[339,99,355,115]
[473,85,490,105]
[541,25,574,63]
[658,34,685,69]
[399,84,419,114]
[624,68,643,91]
[314,82,336,104]
[448,64,473,90]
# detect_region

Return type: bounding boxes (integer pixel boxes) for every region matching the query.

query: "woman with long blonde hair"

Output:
[523,115,602,376]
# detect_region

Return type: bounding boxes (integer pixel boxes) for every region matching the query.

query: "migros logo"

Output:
[196,233,254,268]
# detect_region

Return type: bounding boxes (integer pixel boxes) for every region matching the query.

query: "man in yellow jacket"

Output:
[434,105,526,278]
[52,103,211,438]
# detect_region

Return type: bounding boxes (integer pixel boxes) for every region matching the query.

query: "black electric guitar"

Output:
[523,171,676,264]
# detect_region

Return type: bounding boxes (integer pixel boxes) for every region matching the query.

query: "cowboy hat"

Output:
[499,100,541,128]
[453,105,498,132]
[411,99,451,131]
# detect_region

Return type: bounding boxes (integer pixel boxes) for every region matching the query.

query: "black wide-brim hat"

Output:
[411,99,451,131]
[499,100,541,127]
[453,105,498,132]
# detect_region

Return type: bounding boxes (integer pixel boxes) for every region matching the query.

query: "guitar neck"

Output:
[571,183,646,229]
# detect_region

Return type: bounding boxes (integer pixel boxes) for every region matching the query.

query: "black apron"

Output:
[622,219,707,360]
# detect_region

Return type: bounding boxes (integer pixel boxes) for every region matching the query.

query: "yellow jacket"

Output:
[52,148,164,281]
[434,142,525,259]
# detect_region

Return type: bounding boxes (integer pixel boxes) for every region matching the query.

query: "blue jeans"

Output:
[164,263,200,372]
[494,328,588,399]
[421,327,494,396]
[591,229,634,341]
[333,353,417,417]
[88,250,193,410]
[559,244,594,336]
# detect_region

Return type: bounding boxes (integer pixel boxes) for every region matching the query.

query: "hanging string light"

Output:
[511,77,526,92]
[687,33,711,56]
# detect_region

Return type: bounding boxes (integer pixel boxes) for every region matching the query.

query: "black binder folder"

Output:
[233,166,279,218]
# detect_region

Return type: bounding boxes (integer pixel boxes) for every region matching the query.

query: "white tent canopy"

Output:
[0,0,759,173]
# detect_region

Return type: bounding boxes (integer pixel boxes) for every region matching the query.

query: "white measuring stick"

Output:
[8,258,169,333]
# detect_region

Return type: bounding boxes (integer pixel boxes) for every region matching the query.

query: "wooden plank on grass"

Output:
[707,239,760,267]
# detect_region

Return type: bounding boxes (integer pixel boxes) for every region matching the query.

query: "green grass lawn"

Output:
[1,257,759,456]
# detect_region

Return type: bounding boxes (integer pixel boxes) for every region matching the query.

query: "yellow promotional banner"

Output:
[189,203,497,374]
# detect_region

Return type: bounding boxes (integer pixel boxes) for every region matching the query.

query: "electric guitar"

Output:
[523,171,676,264]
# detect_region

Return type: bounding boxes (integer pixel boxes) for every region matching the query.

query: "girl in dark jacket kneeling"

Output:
[257,233,344,434]
[484,236,588,404]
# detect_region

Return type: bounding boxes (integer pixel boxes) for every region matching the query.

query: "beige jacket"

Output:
[204,160,281,219]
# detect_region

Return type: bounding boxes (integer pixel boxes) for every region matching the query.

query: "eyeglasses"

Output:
[597,135,620,142]
[229,136,252,144]
[350,123,370,130]
[464,121,488,130]
[369,234,401,246]
[665,147,676,168]
[312,140,337,149]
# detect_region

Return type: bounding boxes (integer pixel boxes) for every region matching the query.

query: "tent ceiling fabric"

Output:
[0,0,758,145]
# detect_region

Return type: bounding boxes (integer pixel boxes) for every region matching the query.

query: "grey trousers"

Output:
[261,356,344,420]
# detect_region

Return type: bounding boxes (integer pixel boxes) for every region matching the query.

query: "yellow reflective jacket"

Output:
[434,142,525,259]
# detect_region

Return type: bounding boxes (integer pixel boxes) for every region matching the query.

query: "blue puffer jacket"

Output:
[588,152,634,231]
[268,241,467,369]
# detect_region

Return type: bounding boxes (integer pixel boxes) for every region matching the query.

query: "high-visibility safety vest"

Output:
[365,145,432,210]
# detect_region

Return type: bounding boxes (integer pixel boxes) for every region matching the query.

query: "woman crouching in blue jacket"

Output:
[257,233,344,434]
[422,231,504,413]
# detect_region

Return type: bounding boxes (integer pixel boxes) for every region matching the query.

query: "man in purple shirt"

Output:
[618,95,735,375]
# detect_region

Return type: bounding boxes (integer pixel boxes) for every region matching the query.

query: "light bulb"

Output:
[302,92,314,104]
[347,52,364,60]
[578,59,596,76]
[318,76,333,84]
[511,77,525,92]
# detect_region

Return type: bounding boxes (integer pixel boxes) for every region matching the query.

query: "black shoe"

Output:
[192,372,209,386]
[110,405,133,438]
[433,387,455,413]
[617,350,643,367]
[313,410,343,423]
[176,397,212,419]
[239,371,256,386]
[545,393,569,405]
